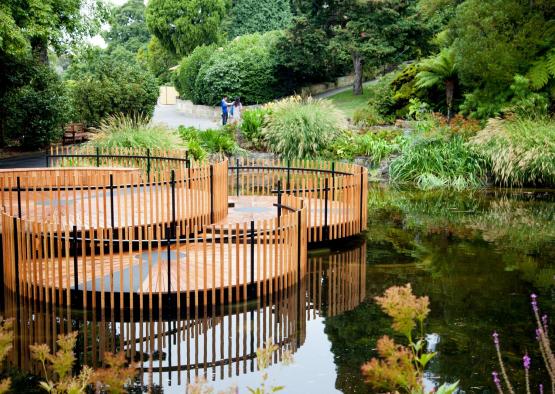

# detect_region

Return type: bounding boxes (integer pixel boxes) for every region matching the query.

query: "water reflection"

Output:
[1,242,366,391]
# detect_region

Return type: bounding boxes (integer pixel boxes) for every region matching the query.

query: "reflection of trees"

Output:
[325,186,554,393]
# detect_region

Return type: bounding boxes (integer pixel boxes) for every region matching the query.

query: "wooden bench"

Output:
[62,123,90,145]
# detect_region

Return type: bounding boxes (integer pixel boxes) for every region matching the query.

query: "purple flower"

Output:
[492,331,499,346]
[523,354,531,370]
[536,328,543,341]
[492,371,501,389]
[531,293,538,312]
[542,314,548,330]
[540,384,544,394]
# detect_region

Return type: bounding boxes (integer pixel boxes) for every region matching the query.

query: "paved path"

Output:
[152,104,219,130]
[0,151,47,169]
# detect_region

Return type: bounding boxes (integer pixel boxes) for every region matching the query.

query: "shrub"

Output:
[66,49,159,126]
[194,31,283,105]
[87,113,182,150]
[2,62,70,149]
[469,117,555,187]
[353,106,391,127]
[330,131,404,164]
[262,96,347,159]
[390,134,487,189]
[178,126,237,156]
[174,45,216,100]
[240,107,268,149]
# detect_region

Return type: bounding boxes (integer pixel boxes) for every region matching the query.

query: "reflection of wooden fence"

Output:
[2,242,366,386]
[228,158,368,243]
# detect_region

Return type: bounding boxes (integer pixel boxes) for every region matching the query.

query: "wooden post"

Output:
[249,220,255,297]
[12,218,20,299]
[359,167,364,232]
[109,174,115,230]
[72,226,79,306]
[16,177,21,219]
[236,158,240,197]
[324,178,329,241]
[210,164,214,223]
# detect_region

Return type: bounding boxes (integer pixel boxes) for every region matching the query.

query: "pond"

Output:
[3,184,554,393]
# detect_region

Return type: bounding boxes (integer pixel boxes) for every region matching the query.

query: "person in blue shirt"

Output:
[221,95,233,125]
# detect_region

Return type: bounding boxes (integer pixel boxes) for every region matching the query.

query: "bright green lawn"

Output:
[326,81,374,119]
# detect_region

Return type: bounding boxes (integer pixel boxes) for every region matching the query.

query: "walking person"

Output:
[221,95,233,125]
[231,97,243,124]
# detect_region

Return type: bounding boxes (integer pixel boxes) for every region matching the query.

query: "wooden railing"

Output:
[228,158,368,242]
[1,241,366,385]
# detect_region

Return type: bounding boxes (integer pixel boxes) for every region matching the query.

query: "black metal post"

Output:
[72,225,79,305]
[331,162,335,200]
[209,164,214,223]
[171,170,176,237]
[276,180,282,226]
[95,147,100,167]
[166,227,172,305]
[324,178,329,241]
[250,220,255,294]
[109,174,115,230]
[286,160,291,191]
[146,148,151,183]
[16,177,22,219]
[45,152,49,168]
[236,158,240,197]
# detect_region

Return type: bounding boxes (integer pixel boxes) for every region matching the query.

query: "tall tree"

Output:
[227,0,292,38]
[145,0,228,57]
[103,0,150,54]
[329,0,429,95]
[415,48,458,119]
[0,0,105,64]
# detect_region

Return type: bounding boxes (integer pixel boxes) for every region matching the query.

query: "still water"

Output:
[4,185,554,393]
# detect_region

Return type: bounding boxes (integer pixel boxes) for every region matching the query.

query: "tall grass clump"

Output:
[178,126,238,158]
[262,96,347,159]
[390,134,487,189]
[240,107,268,150]
[470,117,555,187]
[88,113,182,150]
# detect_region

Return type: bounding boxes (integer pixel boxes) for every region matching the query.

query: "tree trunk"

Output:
[445,78,455,122]
[352,53,364,96]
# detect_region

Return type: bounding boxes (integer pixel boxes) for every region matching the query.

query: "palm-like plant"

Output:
[415,48,458,120]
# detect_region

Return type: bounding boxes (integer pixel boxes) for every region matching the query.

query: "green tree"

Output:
[415,48,458,119]
[66,48,159,126]
[137,36,179,84]
[145,0,228,57]
[103,0,150,54]
[329,0,429,95]
[227,0,292,38]
[0,0,105,63]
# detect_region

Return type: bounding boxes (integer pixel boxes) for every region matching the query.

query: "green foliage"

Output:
[273,17,348,90]
[240,107,268,150]
[227,0,292,38]
[330,130,404,164]
[194,31,283,105]
[415,48,457,115]
[0,57,70,148]
[389,120,487,189]
[174,45,216,100]
[470,117,555,187]
[178,126,237,157]
[103,0,150,55]
[145,0,227,57]
[139,36,179,84]
[66,49,159,126]
[87,113,182,150]
[262,96,346,159]
[353,106,391,127]
[505,75,550,118]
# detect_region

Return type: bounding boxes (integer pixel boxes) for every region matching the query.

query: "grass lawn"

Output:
[327,81,374,119]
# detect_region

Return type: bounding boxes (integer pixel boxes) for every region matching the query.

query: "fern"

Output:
[527,50,555,90]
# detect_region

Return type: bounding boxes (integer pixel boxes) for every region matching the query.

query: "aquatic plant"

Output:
[492,294,554,394]
[361,284,459,394]
[248,338,294,394]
